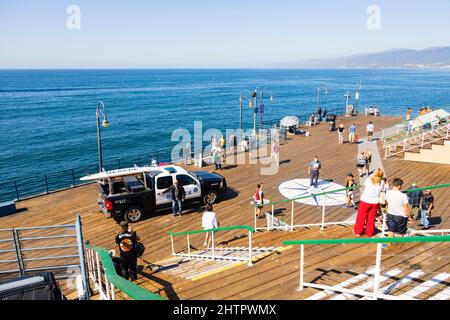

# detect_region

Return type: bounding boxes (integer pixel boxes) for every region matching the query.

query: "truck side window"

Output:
[176,174,195,186]
[157,176,173,189]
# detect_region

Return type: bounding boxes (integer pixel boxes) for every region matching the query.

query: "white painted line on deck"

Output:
[398,273,450,299]
[330,269,402,300]
[305,267,375,300]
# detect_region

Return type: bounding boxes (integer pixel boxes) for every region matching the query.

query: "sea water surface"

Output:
[1,69,450,185]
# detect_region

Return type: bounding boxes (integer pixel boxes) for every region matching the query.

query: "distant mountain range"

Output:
[281,46,450,69]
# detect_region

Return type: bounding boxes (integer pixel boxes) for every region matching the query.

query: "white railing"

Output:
[253,187,358,232]
[384,122,450,159]
[85,247,115,300]
[169,226,254,266]
[284,235,450,300]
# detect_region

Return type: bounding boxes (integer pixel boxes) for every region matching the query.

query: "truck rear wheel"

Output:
[203,190,218,205]
[124,206,144,223]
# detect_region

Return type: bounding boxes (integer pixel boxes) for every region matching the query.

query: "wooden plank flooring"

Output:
[1,114,450,300]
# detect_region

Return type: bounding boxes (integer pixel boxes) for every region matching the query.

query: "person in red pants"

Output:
[353,168,384,237]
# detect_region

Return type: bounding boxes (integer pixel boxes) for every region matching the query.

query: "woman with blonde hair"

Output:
[353,168,384,237]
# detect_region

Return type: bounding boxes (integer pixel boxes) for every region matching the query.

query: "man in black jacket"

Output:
[407,183,423,220]
[115,221,140,281]
[166,180,186,216]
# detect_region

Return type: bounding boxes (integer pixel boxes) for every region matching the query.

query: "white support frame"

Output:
[296,243,415,300]
[172,229,253,266]
[254,193,356,233]
[85,247,116,300]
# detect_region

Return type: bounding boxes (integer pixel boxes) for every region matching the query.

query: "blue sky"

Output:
[0,0,449,68]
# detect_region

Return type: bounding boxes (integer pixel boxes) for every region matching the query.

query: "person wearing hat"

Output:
[115,221,140,281]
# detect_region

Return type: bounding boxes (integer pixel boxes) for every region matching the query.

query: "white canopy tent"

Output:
[411,109,450,130]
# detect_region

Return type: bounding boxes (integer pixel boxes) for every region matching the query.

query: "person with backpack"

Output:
[356,152,367,177]
[253,183,265,219]
[115,221,140,281]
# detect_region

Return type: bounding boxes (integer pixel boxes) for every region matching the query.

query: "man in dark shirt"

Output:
[166,180,186,216]
[419,190,434,230]
[407,183,423,220]
[115,221,140,281]
[308,156,322,189]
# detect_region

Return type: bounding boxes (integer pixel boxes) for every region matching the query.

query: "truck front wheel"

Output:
[203,190,218,205]
[124,206,144,223]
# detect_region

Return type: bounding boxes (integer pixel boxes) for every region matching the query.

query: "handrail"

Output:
[85,244,165,300]
[256,185,362,207]
[384,114,450,143]
[260,182,449,208]
[169,225,255,237]
[286,234,450,300]
[283,235,450,246]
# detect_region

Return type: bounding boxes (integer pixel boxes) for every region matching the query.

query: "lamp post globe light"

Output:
[96,101,109,172]
[239,88,274,134]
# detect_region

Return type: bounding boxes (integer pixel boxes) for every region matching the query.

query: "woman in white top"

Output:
[270,141,280,165]
[202,204,219,248]
[353,168,384,237]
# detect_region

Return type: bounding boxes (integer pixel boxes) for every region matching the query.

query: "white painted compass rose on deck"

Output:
[278,179,347,206]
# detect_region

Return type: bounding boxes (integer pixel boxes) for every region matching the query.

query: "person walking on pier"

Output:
[202,204,219,248]
[253,183,265,219]
[229,133,236,152]
[366,121,375,142]
[308,156,322,189]
[353,168,384,238]
[384,178,412,238]
[219,135,226,161]
[338,124,345,144]
[349,123,357,144]
[212,145,223,171]
[344,173,357,209]
[115,221,140,281]
[406,107,412,121]
[419,189,434,230]
[270,140,280,165]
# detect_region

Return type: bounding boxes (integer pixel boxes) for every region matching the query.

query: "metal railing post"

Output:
[211,231,215,260]
[75,215,90,300]
[298,245,305,291]
[105,274,112,300]
[254,206,257,232]
[271,204,274,231]
[71,169,76,187]
[373,243,383,299]
[44,175,49,194]
[95,252,104,298]
[321,194,327,230]
[291,201,295,232]
[170,235,175,255]
[248,230,253,266]
[187,235,191,259]
[12,230,25,276]
[14,181,20,200]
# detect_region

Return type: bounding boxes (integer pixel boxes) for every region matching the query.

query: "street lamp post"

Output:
[96,101,109,172]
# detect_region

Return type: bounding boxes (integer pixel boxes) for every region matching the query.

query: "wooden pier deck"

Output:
[1,114,450,300]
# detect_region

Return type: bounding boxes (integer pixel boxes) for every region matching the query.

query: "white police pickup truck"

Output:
[81,165,227,223]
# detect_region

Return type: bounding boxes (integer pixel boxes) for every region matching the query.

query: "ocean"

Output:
[0,69,449,200]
